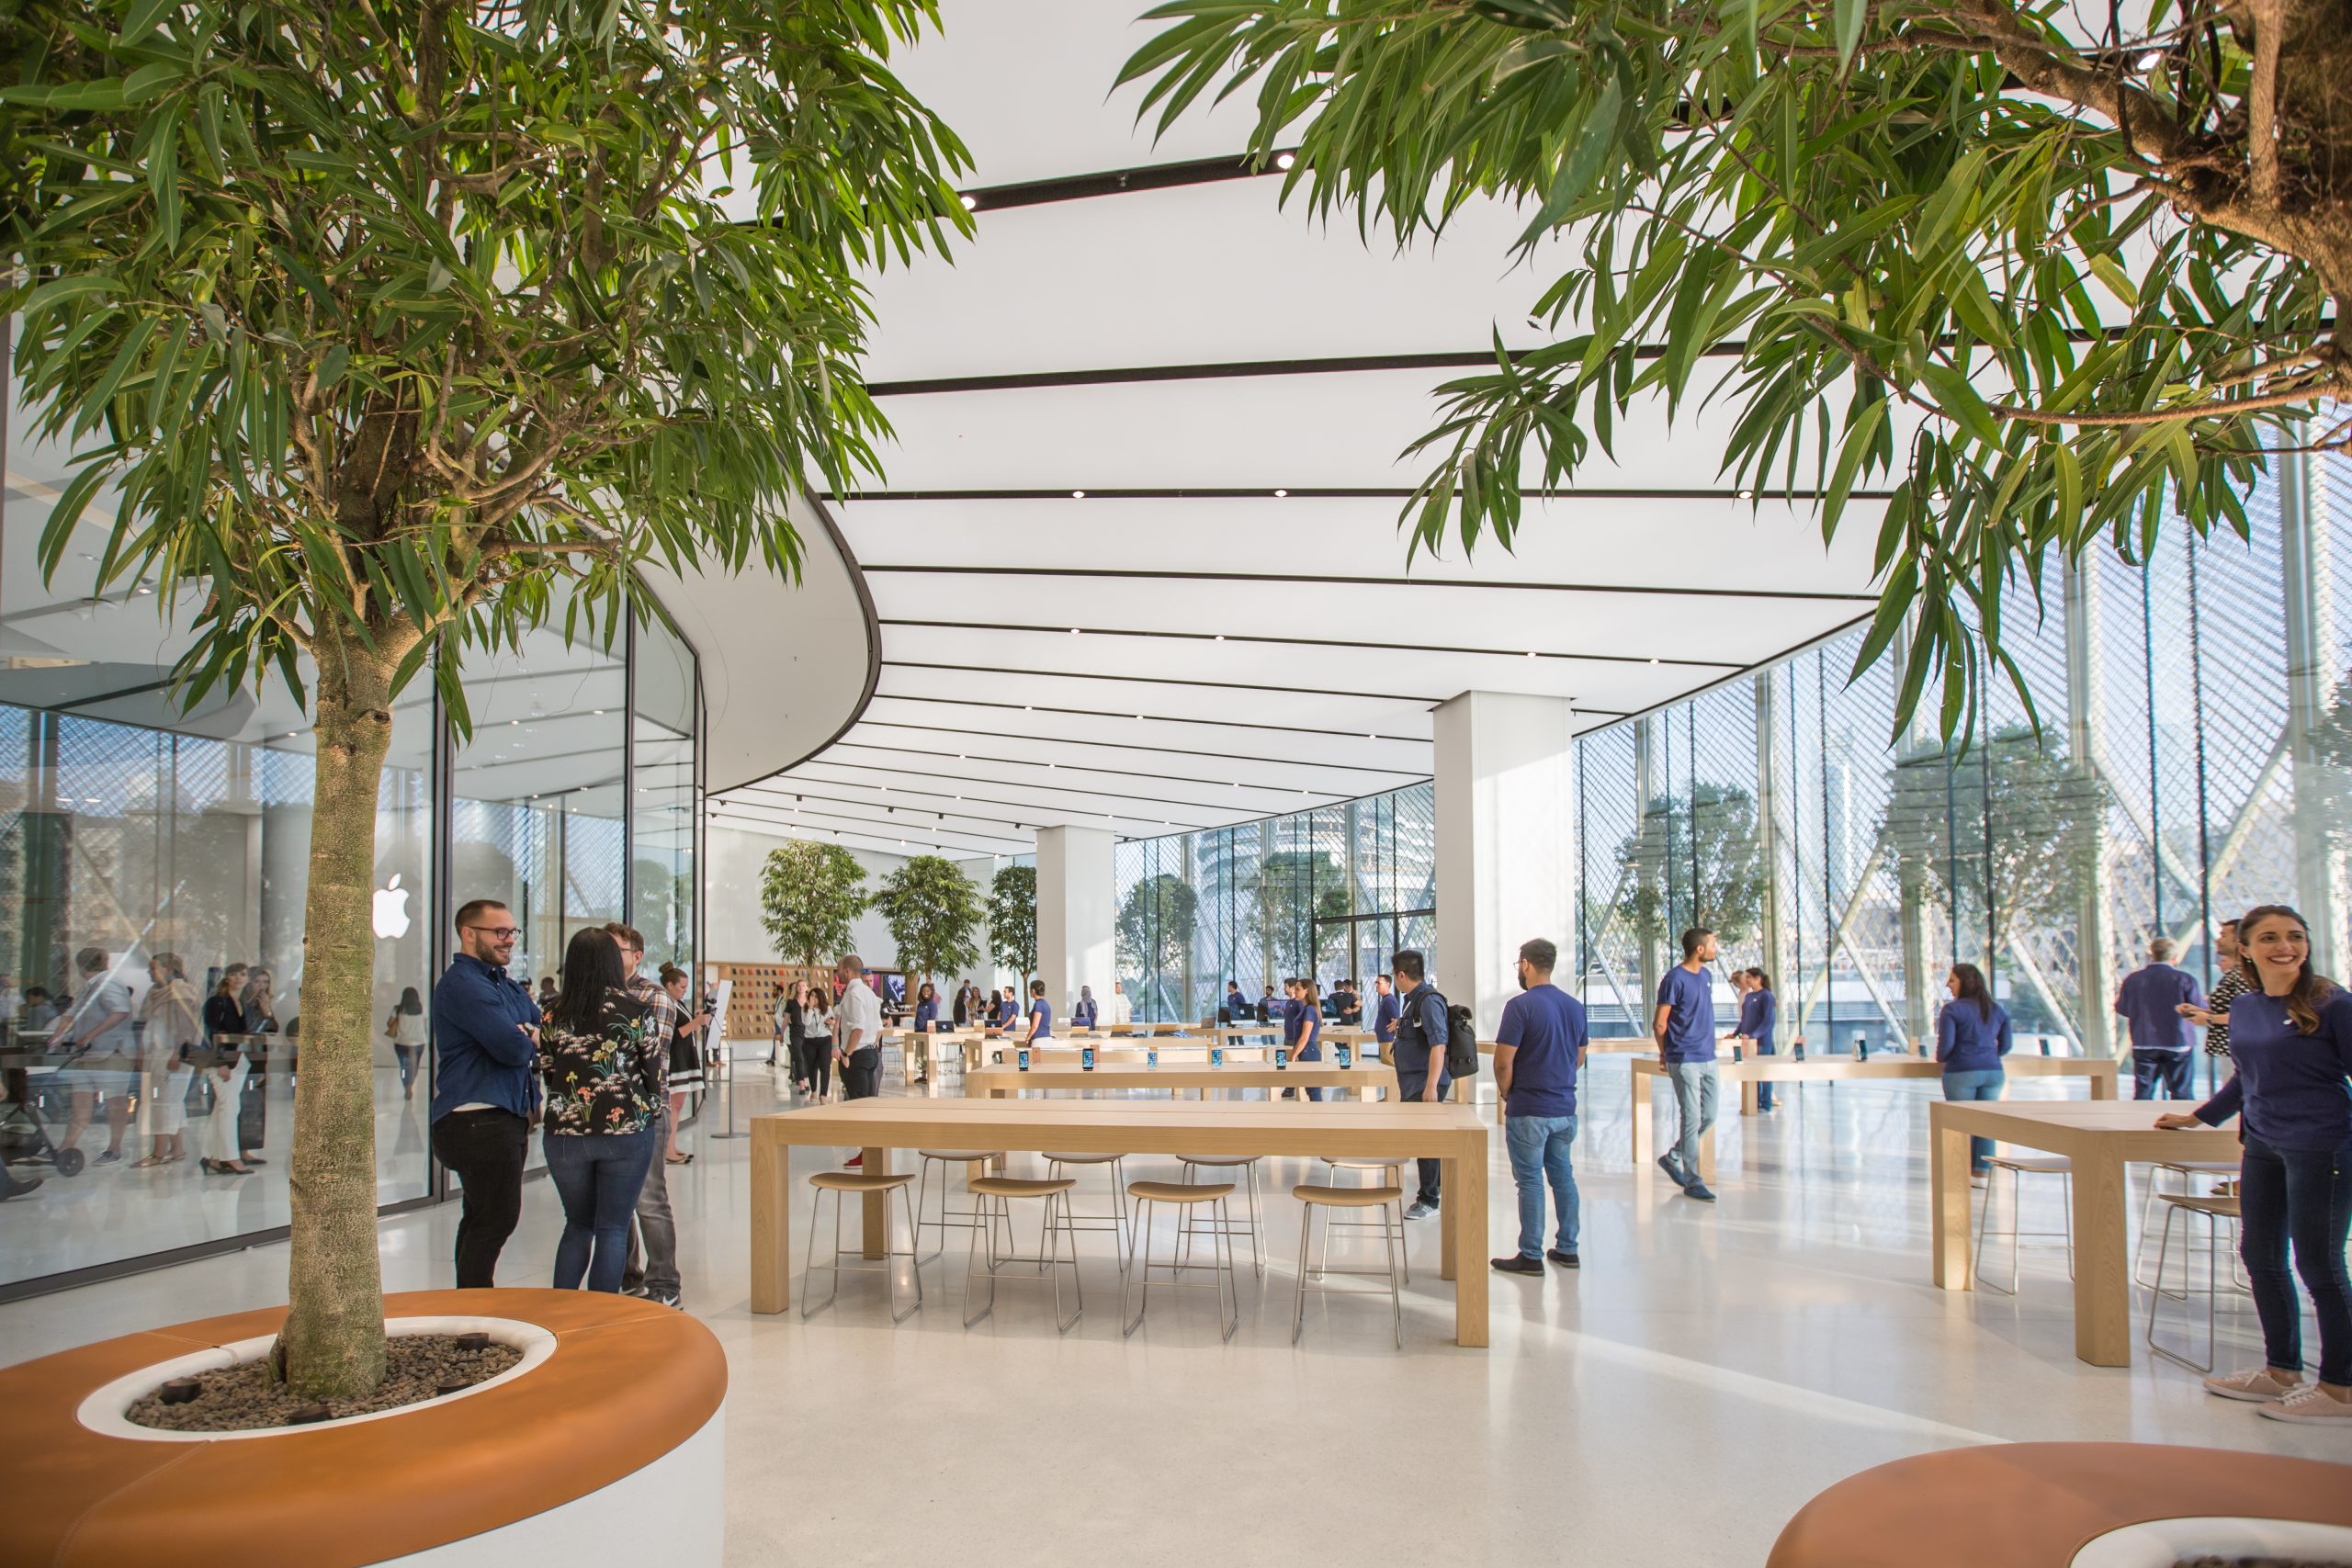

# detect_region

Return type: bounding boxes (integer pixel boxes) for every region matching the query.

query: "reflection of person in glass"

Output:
[237,966,279,1165]
[659,962,708,1164]
[201,963,254,1175]
[55,948,136,1167]
[134,953,202,1168]
[386,986,429,1101]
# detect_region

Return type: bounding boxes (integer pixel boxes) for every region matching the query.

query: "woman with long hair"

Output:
[2158,905,2352,1424]
[659,963,706,1164]
[199,964,252,1175]
[1739,969,1780,1111]
[1935,962,2011,1181]
[133,953,200,1168]
[1294,977,1326,1102]
[801,981,834,1100]
[534,927,664,1292]
[910,980,940,1086]
[386,985,429,1101]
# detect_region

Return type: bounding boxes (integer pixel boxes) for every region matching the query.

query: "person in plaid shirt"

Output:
[606,921,685,1308]
[2180,919,2250,1060]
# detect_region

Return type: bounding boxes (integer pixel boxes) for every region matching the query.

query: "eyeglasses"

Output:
[467,925,523,940]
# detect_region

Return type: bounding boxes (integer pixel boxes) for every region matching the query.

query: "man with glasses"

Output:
[607,922,685,1308]
[431,900,541,1287]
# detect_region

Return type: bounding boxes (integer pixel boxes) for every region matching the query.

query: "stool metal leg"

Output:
[1973,1161,2004,1294]
[891,1181,923,1324]
[962,1192,996,1328]
[1384,1201,1404,1350]
[1243,1163,1263,1279]
[799,1183,834,1318]
[1216,1195,1239,1342]
[1122,1197,1152,1337]
[1292,1202,1314,1344]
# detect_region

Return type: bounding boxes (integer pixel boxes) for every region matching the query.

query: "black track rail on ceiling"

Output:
[867,691,1429,744]
[962,152,1293,215]
[718,782,1227,835]
[832,485,1896,504]
[709,811,1012,858]
[864,342,1738,399]
[882,658,1623,709]
[878,618,1743,671]
[828,739,1367,797]
[797,753,1337,816]
[853,717,1426,777]
[864,564,1878,604]
[708,802,1029,852]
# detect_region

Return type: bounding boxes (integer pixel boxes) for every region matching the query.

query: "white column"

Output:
[1434,691,1577,1034]
[1035,826,1115,1013]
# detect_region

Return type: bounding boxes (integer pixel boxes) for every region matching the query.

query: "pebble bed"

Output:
[126,1335,525,1432]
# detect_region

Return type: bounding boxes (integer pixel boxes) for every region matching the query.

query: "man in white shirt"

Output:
[1106,980,1134,1029]
[835,954,884,1102]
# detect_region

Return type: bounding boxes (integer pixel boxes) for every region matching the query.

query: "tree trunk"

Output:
[276,631,401,1398]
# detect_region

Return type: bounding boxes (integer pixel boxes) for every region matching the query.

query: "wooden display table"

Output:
[965,1060,1397,1099]
[1628,1053,2120,1183]
[1929,1099,2240,1365]
[750,1098,1490,1345]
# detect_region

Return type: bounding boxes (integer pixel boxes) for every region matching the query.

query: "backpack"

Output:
[1405,987,1481,1080]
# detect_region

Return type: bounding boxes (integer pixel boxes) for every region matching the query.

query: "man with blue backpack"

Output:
[1388,948,1479,1219]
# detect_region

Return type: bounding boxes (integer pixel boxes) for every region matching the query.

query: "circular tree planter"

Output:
[0,1288,727,1568]
[1768,1443,2352,1568]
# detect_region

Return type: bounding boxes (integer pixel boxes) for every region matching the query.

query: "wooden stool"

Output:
[965,1176,1083,1333]
[1976,1154,2073,1295]
[1044,1151,1132,1268]
[801,1170,922,1323]
[1291,1182,1407,1349]
[913,1149,1011,1269]
[1176,1154,1263,1278]
[1124,1179,1239,1341]
[1319,1156,1412,1284]
[2146,1191,2245,1374]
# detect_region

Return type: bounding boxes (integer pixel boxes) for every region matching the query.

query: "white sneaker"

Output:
[2258,1384,2352,1424]
[2204,1365,2302,1403]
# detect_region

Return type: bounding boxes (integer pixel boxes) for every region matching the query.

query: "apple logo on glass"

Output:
[372,874,413,941]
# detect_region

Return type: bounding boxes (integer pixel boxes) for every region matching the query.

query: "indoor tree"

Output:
[2,0,967,1396]
[760,840,873,972]
[1255,847,1346,978]
[1116,871,1198,1012]
[1125,0,2351,739]
[870,854,983,996]
[987,863,1036,993]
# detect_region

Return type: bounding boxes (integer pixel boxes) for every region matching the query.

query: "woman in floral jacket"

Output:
[535,927,663,1291]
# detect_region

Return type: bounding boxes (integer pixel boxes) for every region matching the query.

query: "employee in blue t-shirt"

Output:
[1024,979,1053,1043]
[2116,939,2205,1100]
[1389,949,1452,1218]
[2157,904,2352,1418]
[1652,927,1719,1203]
[1287,977,1326,1101]
[1374,974,1401,1047]
[1492,938,1589,1275]
[1935,963,2013,1177]
[1732,968,1780,1111]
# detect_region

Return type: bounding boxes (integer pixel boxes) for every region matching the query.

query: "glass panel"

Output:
[630,607,698,981]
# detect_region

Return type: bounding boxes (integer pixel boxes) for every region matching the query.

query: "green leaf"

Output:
[1834,0,1866,66]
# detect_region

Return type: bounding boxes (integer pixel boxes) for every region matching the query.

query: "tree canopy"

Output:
[1117,871,1199,987]
[761,840,871,971]
[1613,784,1767,946]
[1881,727,2108,941]
[872,854,984,984]
[987,863,1037,981]
[1125,0,2344,739]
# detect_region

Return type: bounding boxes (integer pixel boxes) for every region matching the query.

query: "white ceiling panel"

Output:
[860,694,1430,764]
[873,663,1436,737]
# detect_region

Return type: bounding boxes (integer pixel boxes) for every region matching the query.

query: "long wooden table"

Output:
[1928,1099,2240,1365]
[965,1060,1397,1099]
[1627,1053,2121,1183]
[749,1098,1490,1345]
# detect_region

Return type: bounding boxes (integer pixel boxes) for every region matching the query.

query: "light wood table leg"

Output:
[1631,1065,1655,1167]
[2090,1067,2118,1101]
[1439,1155,1458,1281]
[1451,1142,1488,1348]
[1929,1110,1973,1290]
[863,1145,890,1259]
[1740,1074,1758,1116]
[751,1126,793,1313]
[2070,1145,2134,1365]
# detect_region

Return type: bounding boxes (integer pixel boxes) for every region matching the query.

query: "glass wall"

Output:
[1114,783,1435,1022]
[0,422,703,1295]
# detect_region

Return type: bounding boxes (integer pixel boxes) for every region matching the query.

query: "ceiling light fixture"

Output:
[1071,490,1086,499]
[1737,488,1755,501]
[1069,627,1080,635]
[1275,152,1296,170]
[1272,489,1288,499]
[959,194,978,211]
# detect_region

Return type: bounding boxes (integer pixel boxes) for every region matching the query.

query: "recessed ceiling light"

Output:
[1214,634,1226,641]
[134,585,153,595]
[1071,490,1086,499]
[1648,657,1660,665]
[1527,650,1537,659]
[960,194,978,210]
[1136,714,1145,721]
[1273,489,1288,498]
[1070,627,1080,635]
[1368,733,1377,740]
[1275,152,1296,170]
[1737,489,1755,501]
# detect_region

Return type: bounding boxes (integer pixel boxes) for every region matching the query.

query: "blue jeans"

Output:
[1940,1068,2005,1172]
[2238,1132,2352,1386]
[1296,1041,1323,1102]
[1753,1043,1775,1111]
[1506,1114,1579,1257]
[543,1127,657,1292]
[2132,1050,2193,1100]
[1666,1061,1717,1179]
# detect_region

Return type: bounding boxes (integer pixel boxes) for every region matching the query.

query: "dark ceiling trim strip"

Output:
[835,485,1894,504]
[884,658,1464,706]
[709,810,1011,859]
[864,563,1878,604]
[852,717,1426,777]
[962,151,1292,215]
[829,739,1357,799]
[1585,611,1880,735]
[869,691,1427,744]
[707,800,1030,849]
[717,782,1226,835]
[878,618,1745,671]
[865,342,1736,398]
[795,754,1329,818]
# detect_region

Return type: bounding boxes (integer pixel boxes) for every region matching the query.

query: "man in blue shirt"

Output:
[1388,949,1453,1218]
[1652,926,1719,1202]
[1373,973,1400,1046]
[1492,938,1589,1275]
[430,898,543,1288]
[2116,938,2204,1099]
[1222,979,1246,1024]
[1279,976,1306,1099]
[1025,979,1053,1043]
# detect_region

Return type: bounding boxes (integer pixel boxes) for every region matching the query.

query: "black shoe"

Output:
[1655,1153,1690,1189]
[1490,1254,1544,1275]
[1,1174,41,1200]
[1546,1249,1579,1269]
